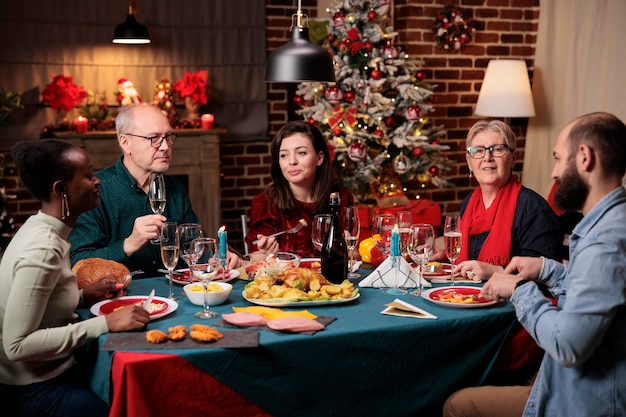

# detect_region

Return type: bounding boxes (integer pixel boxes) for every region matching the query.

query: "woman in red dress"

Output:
[246,121,354,258]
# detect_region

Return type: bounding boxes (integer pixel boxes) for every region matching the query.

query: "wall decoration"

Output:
[432,5,476,52]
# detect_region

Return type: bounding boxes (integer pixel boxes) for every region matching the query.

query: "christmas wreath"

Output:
[432,5,475,52]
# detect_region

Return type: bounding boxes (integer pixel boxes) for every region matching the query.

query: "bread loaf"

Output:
[72,258,130,289]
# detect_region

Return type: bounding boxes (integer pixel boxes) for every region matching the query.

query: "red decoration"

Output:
[429,165,440,176]
[405,104,423,120]
[327,33,337,43]
[293,95,304,106]
[307,118,318,126]
[348,141,367,162]
[367,9,377,21]
[332,125,343,136]
[337,41,349,54]
[325,85,344,104]
[370,69,382,80]
[372,129,385,138]
[384,115,395,127]
[174,70,210,105]
[328,106,358,128]
[382,40,398,59]
[41,74,89,112]
[333,11,346,28]
[433,5,476,52]
[412,147,425,157]
[415,71,426,81]
[364,41,374,52]
[344,90,356,103]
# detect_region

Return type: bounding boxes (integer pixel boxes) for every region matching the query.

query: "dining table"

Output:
[78,266,518,417]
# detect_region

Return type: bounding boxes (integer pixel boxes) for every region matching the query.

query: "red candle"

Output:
[74,116,88,133]
[201,113,214,130]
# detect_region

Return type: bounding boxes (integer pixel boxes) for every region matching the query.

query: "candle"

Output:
[201,113,214,130]
[74,116,88,133]
[391,224,400,257]
[217,225,227,259]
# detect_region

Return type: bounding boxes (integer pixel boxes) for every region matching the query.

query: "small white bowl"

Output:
[183,282,232,306]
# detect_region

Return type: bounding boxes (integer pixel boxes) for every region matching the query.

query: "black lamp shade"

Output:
[265,27,335,83]
[113,14,150,44]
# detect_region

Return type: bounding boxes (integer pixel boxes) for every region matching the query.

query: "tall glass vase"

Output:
[184,97,199,121]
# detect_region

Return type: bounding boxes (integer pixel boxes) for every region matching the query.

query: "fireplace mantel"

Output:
[57,129,225,236]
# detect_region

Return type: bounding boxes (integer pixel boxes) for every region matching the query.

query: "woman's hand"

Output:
[83,278,126,306]
[504,256,544,279]
[254,234,279,254]
[454,260,504,282]
[105,305,150,332]
[226,250,242,269]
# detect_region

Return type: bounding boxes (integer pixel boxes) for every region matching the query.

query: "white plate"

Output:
[170,269,240,285]
[90,296,178,320]
[242,291,360,307]
[421,286,496,309]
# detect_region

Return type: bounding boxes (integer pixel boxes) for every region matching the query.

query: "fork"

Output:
[252,218,308,245]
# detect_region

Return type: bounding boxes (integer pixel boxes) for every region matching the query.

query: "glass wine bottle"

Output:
[321,192,348,284]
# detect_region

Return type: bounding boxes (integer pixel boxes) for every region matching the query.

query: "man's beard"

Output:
[553,163,589,212]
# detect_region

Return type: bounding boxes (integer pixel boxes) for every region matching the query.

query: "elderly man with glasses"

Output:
[69,104,239,276]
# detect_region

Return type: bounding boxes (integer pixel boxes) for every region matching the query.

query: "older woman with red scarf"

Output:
[453,120,562,383]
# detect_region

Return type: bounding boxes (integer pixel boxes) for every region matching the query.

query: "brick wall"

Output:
[2,0,540,256]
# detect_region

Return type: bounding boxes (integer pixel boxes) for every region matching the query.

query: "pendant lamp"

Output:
[113,0,151,44]
[264,0,335,83]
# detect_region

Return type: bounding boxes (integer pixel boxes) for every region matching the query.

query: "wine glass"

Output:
[371,214,397,258]
[178,223,204,294]
[148,172,166,244]
[342,206,360,279]
[444,215,462,286]
[160,221,179,300]
[189,237,219,319]
[311,214,332,254]
[397,210,413,258]
[407,223,435,296]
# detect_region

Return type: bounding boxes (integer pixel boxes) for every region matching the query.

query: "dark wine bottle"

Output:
[321,192,348,284]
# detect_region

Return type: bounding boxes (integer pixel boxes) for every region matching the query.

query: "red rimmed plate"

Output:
[421,286,496,309]
[90,296,178,320]
[171,269,239,285]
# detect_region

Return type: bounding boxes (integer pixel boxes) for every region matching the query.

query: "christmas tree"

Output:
[295,0,453,205]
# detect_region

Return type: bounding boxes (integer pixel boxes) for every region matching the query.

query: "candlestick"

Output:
[74,116,88,133]
[217,225,227,259]
[391,224,400,257]
[201,113,214,130]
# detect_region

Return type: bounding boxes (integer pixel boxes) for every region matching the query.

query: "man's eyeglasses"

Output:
[124,133,177,148]
[466,144,512,159]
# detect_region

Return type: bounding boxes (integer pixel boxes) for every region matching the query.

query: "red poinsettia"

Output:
[174,70,210,105]
[41,74,89,112]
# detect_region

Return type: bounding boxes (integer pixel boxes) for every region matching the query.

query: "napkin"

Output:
[358,256,431,289]
[382,299,437,319]
[232,306,317,320]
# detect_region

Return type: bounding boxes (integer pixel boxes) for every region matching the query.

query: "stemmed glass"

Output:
[342,206,360,279]
[148,172,166,244]
[311,214,332,255]
[371,214,397,259]
[178,223,204,295]
[190,237,219,319]
[444,215,462,286]
[407,223,435,296]
[160,221,179,300]
[397,211,413,258]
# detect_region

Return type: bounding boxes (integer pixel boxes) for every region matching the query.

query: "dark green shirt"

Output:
[69,157,199,276]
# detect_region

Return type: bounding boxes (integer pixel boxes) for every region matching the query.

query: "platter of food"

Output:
[170,268,239,285]
[243,291,360,307]
[91,296,178,320]
[421,286,496,309]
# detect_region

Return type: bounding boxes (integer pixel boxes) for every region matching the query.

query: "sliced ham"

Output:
[266,317,325,333]
[222,312,268,327]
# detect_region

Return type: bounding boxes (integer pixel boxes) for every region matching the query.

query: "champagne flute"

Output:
[160,221,180,300]
[190,237,219,318]
[311,214,332,254]
[444,214,462,286]
[371,214,397,258]
[397,210,413,258]
[148,172,166,244]
[407,223,435,296]
[342,206,361,279]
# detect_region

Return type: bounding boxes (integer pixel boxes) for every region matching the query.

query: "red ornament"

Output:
[344,90,356,103]
[384,116,395,127]
[428,165,440,176]
[337,41,349,54]
[332,125,343,136]
[307,118,318,126]
[405,104,423,121]
[371,69,382,80]
[412,147,425,157]
[327,33,337,43]
[293,95,304,107]
[364,41,374,52]
[415,71,426,81]
[367,9,377,21]
[348,141,367,162]
[372,129,385,138]
[333,12,346,28]
[325,85,343,104]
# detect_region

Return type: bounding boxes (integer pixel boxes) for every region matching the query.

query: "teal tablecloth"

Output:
[81,272,517,416]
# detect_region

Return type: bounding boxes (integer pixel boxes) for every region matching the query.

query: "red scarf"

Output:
[457,177,522,266]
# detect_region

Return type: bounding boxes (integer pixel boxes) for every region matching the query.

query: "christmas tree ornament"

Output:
[367,9,377,21]
[394,153,411,175]
[412,146,425,157]
[384,115,395,127]
[382,40,399,59]
[332,125,343,136]
[308,117,318,126]
[344,90,356,103]
[415,70,426,81]
[325,85,344,103]
[328,33,337,43]
[405,104,423,120]
[333,11,346,28]
[364,40,374,52]
[372,128,385,139]
[370,68,382,80]
[293,95,305,107]
[337,41,349,54]
[428,165,440,176]
[348,141,367,162]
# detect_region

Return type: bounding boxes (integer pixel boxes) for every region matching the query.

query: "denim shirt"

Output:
[512,187,626,417]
